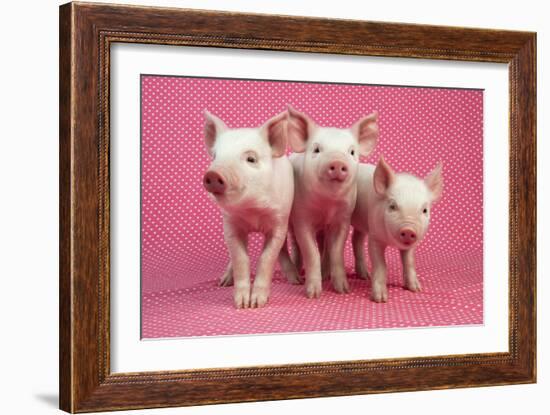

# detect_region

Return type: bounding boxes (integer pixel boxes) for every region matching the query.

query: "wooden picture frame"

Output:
[59,2,536,412]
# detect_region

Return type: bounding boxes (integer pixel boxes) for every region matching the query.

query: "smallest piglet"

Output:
[351,157,443,302]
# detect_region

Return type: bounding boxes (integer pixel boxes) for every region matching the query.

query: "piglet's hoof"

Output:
[219,270,233,287]
[305,279,322,299]
[282,268,303,285]
[356,267,370,280]
[332,275,350,294]
[250,285,270,308]
[233,286,250,309]
[371,283,388,303]
[405,278,422,292]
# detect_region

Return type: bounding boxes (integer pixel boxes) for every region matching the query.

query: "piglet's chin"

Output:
[209,192,226,201]
[212,187,248,207]
[326,175,349,183]
[317,178,354,201]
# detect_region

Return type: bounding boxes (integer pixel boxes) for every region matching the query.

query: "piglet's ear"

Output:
[204,110,227,156]
[373,156,395,196]
[425,162,444,203]
[261,110,288,158]
[287,105,315,153]
[352,111,379,157]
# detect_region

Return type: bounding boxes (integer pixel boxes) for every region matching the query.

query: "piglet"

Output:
[351,157,443,302]
[202,110,294,308]
[281,106,379,298]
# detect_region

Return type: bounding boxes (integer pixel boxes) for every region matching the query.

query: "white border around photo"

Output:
[110,43,509,373]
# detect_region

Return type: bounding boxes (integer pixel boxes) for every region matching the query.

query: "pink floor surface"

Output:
[141,75,484,339]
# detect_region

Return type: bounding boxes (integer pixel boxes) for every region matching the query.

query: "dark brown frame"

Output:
[59,1,536,412]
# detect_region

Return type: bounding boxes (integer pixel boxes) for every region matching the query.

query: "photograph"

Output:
[0,0,544,411]
[50,1,538,412]
[140,75,483,339]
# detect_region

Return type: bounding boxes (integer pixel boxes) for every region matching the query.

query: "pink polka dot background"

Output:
[141,75,483,339]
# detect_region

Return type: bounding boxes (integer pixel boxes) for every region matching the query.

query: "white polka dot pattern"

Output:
[141,75,483,338]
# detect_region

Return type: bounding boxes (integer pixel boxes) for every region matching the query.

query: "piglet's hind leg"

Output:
[352,229,370,280]
[219,263,233,286]
[278,238,302,284]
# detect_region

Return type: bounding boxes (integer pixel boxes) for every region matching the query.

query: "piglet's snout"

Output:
[203,170,227,195]
[399,227,417,245]
[326,160,349,181]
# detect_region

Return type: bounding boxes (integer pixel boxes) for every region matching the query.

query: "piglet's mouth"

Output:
[323,175,349,184]
[209,186,246,202]
[397,237,420,249]
[397,241,418,251]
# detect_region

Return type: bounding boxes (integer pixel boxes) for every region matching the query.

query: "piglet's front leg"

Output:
[368,236,388,303]
[400,248,421,292]
[224,225,251,309]
[327,223,351,294]
[294,223,322,299]
[251,227,287,308]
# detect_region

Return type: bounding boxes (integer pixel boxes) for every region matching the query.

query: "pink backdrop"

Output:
[141,75,483,338]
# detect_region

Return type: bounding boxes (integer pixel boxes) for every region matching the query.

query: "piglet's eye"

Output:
[313,146,320,154]
[423,208,428,214]
[350,149,355,156]
[246,155,257,163]
[389,202,398,211]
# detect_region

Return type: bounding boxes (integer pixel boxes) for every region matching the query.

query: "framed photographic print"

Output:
[59,2,536,412]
